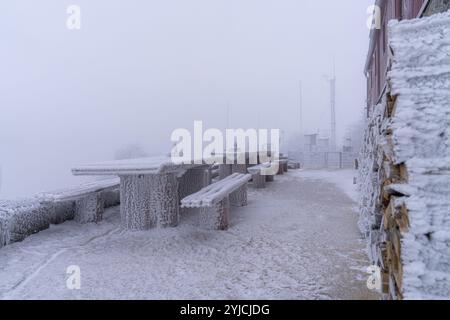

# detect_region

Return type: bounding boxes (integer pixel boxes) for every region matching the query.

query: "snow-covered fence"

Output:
[289,151,357,169]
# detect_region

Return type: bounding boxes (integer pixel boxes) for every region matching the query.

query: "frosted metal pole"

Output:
[330,60,336,152]
[299,80,303,136]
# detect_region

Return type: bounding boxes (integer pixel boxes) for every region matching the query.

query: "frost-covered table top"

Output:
[72,156,206,176]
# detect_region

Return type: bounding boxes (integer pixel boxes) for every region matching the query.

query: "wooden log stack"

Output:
[359,12,450,300]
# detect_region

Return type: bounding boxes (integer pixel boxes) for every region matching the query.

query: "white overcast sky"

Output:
[0,0,373,197]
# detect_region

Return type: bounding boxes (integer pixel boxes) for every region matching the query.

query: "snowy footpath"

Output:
[0,170,378,300]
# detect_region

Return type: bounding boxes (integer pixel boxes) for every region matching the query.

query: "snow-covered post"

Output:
[277,163,284,175]
[75,193,105,224]
[229,184,248,206]
[199,197,230,230]
[119,175,155,230]
[152,172,180,228]
[219,164,232,180]
[205,167,212,185]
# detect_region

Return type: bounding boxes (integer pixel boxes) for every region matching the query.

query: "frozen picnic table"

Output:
[215,151,278,179]
[215,151,258,179]
[72,156,210,230]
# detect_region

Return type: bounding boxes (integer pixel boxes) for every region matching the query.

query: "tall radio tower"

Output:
[325,60,337,152]
[299,80,303,136]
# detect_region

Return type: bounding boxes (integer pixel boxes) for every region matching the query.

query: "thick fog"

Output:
[0,0,373,198]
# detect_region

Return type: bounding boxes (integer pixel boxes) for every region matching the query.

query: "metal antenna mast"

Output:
[226,101,230,129]
[330,60,336,152]
[299,80,303,136]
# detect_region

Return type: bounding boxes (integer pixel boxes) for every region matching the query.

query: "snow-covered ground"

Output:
[294,169,359,202]
[0,169,377,300]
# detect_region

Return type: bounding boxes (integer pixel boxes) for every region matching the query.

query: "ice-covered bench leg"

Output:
[120,175,154,230]
[199,197,230,230]
[252,173,266,189]
[265,174,274,182]
[230,184,248,207]
[219,164,232,180]
[205,167,212,185]
[152,172,179,228]
[75,193,105,224]
[277,165,284,175]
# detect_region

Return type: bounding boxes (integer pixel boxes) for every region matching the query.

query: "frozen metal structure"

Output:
[324,65,337,152]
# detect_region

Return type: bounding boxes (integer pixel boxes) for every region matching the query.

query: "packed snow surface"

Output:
[0,170,376,300]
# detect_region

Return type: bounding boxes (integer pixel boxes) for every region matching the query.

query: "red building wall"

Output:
[365,0,428,114]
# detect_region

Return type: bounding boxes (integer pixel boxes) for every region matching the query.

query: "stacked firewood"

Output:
[375,94,410,299]
[360,11,450,300]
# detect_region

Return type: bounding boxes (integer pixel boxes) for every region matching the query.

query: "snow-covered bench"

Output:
[280,157,289,172]
[37,178,120,224]
[288,161,301,169]
[210,168,220,180]
[0,199,51,247]
[181,173,252,230]
[274,159,288,175]
[248,162,272,188]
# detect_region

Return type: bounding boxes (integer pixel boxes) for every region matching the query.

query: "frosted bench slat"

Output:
[37,178,120,202]
[181,173,251,208]
[247,162,271,174]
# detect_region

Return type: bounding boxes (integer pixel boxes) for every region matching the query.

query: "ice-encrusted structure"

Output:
[0,181,120,248]
[229,185,248,207]
[358,102,385,241]
[153,173,180,228]
[0,199,51,247]
[74,193,105,224]
[359,11,450,299]
[199,198,230,230]
[389,12,450,299]
[119,173,181,230]
[181,173,252,230]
